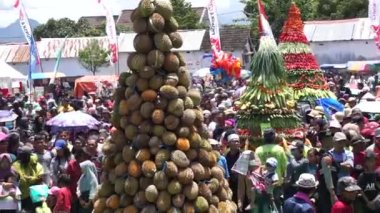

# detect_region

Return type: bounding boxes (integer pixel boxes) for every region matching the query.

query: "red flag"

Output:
[257,0,274,38]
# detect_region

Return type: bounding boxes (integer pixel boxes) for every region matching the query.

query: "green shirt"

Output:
[255,144,288,182]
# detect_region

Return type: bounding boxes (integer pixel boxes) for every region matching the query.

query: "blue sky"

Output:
[0,0,246,27]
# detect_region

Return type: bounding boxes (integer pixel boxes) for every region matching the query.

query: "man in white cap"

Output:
[225,133,242,204]
[283,173,318,213]
[331,176,361,213]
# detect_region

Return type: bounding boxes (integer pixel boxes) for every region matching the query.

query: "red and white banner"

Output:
[98,0,118,64]
[369,0,380,49]
[14,0,34,45]
[207,0,221,54]
[257,0,274,39]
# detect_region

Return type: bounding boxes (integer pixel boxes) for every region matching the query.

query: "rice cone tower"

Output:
[278,3,334,100]
[94,0,237,212]
[236,36,300,149]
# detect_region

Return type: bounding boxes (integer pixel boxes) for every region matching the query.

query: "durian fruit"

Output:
[163,53,180,72]
[153,0,173,19]
[169,32,183,48]
[94,2,237,211]
[147,50,165,69]
[154,33,173,52]
[139,0,155,17]
[148,13,165,32]
[133,34,153,54]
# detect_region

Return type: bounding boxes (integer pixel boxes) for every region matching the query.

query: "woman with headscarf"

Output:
[77,160,98,213]
[0,154,15,182]
[0,153,21,213]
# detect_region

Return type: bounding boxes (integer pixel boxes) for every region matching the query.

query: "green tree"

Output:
[316,0,368,20]
[241,0,318,41]
[78,40,109,75]
[171,0,205,29]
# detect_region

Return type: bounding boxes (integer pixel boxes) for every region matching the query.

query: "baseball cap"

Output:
[376,128,380,138]
[296,173,319,188]
[351,135,370,145]
[54,139,67,150]
[333,112,344,123]
[266,157,277,168]
[333,132,347,142]
[337,176,361,195]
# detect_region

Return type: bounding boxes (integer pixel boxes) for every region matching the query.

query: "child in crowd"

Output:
[0,154,21,213]
[53,174,72,213]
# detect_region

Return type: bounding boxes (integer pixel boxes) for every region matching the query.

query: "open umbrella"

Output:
[46,111,100,133]
[0,110,18,123]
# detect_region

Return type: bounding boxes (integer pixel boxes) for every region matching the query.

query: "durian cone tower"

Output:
[278,3,335,101]
[236,36,300,149]
[95,0,237,212]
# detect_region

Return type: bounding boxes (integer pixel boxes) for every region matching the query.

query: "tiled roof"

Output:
[304,18,375,42]
[0,30,207,63]
[201,26,251,51]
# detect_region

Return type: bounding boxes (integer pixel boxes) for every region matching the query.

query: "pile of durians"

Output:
[94,0,237,212]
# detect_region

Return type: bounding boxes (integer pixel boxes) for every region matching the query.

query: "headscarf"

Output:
[77,160,98,200]
[0,153,14,181]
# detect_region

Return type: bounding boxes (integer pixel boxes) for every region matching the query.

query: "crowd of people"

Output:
[0,74,378,213]
[0,88,111,213]
[199,75,380,213]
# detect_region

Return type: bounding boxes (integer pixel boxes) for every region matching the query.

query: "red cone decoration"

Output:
[278,3,334,100]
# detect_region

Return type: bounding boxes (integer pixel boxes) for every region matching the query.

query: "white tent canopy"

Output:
[0,61,26,79]
[0,61,26,91]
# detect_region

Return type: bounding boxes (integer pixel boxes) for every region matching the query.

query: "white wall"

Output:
[8,49,246,78]
[310,40,380,64]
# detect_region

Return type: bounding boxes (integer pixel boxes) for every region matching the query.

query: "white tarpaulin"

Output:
[354,101,380,113]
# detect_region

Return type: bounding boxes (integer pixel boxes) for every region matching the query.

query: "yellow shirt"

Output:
[58,105,74,113]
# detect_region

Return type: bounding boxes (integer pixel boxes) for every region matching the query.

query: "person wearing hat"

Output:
[357,150,380,213]
[209,139,229,179]
[331,176,361,213]
[366,128,380,168]
[12,145,44,211]
[50,139,71,185]
[284,140,309,200]
[330,132,354,179]
[256,129,288,182]
[283,173,318,213]
[225,133,241,204]
[351,135,369,179]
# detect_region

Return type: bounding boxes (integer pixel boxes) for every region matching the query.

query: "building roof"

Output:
[304,18,376,42]
[201,26,251,51]
[0,30,207,63]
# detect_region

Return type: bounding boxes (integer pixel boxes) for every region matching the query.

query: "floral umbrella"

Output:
[46,111,100,133]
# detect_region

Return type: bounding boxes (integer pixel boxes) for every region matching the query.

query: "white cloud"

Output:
[0,0,241,27]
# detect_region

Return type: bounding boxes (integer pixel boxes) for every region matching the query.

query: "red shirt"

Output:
[54,187,72,212]
[331,201,354,213]
[66,160,81,199]
[352,151,365,179]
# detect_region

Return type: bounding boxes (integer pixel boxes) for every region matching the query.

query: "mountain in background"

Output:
[0,19,40,44]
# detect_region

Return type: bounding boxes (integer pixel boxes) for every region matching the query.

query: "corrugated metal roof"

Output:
[0,30,207,63]
[304,18,376,42]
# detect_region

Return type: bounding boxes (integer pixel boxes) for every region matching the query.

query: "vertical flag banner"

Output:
[369,0,380,49]
[257,0,274,39]
[207,0,221,54]
[14,0,40,92]
[50,36,68,85]
[98,0,118,64]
